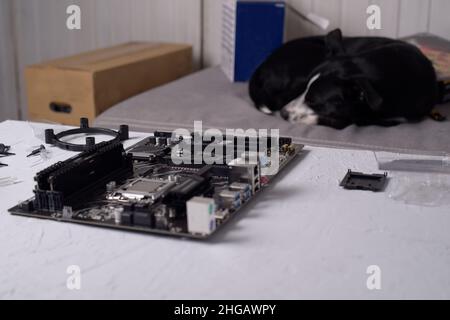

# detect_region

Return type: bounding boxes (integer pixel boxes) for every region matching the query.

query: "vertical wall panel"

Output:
[94,0,132,47]
[312,0,342,32]
[203,0,222,67]
[368,0,400,37]
[285,0,318,41]
[398,0,430,37]
[429,0,450,40]
[0,0,20,121]
[340,0,370,36]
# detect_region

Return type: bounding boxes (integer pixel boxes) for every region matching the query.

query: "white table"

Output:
[1,120,449,299]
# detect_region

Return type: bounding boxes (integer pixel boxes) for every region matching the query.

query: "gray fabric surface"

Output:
[96,67,450,154]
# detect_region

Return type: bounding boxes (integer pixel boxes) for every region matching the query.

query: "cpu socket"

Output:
[107,178,175,201]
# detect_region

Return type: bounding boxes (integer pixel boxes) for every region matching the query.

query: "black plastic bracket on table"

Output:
[340,170,388,192]
[44,118,129,152]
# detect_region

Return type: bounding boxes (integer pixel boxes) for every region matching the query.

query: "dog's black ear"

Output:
[326,29,345,57]
[357,79,383,112]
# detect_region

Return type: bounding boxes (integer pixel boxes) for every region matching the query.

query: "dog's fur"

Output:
[249,29,438,129]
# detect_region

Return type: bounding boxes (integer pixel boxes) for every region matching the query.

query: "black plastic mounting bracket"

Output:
[340,170,388,192]
[45,118,129,152]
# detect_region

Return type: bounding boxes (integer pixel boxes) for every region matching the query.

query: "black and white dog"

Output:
[249,29,438,129]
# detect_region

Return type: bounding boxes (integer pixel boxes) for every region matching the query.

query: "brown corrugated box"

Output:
[26,42,193,125]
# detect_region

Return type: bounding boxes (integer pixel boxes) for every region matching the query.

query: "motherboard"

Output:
[9,131,302,239]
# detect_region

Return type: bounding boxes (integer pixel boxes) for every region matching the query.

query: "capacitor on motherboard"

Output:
[112,207,124,225]
[148,137,157,145]
[106,181,117,192]
[156,137,167,146]
[168,175,181,183]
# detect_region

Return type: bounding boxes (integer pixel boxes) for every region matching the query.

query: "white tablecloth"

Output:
[1,120,449,299]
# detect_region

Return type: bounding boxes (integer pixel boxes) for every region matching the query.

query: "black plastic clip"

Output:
[27,145,46,158]
[0,144,14,157]
[340,170,388,192]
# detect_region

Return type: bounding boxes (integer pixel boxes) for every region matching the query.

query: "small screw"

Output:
[27,145,46,158]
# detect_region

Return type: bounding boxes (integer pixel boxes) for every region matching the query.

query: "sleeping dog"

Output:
[249,29,439,129]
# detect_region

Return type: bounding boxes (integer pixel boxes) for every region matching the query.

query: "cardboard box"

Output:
[26,42,193,125]
[221,0,285,82]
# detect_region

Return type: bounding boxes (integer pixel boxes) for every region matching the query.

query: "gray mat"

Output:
[96,67,450,154]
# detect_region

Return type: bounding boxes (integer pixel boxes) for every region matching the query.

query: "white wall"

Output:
[203,0,450,67]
